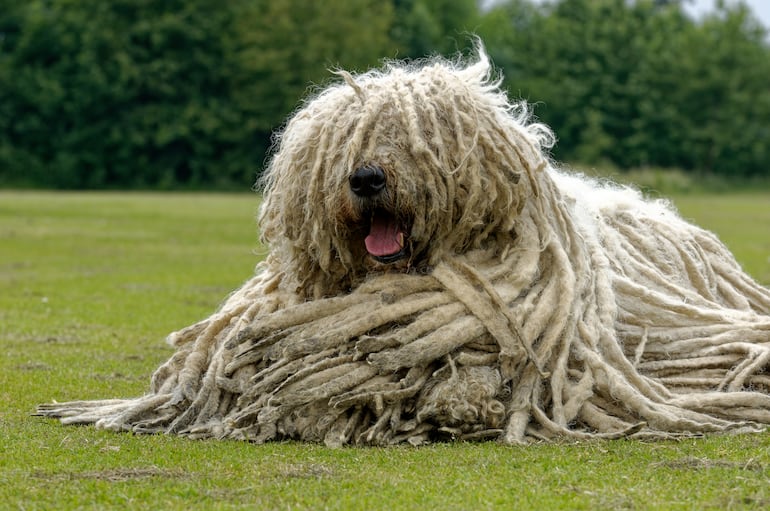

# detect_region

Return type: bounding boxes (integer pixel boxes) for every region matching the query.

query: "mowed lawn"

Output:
[1,189,770,510]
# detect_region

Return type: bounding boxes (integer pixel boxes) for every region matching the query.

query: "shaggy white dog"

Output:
[39,48,770,445]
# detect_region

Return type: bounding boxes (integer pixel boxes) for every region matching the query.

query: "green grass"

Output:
[1,190,770,510]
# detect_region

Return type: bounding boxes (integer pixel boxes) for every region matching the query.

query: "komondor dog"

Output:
[39,48,770,446]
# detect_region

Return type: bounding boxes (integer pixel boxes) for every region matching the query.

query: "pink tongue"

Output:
[365,215,403,257]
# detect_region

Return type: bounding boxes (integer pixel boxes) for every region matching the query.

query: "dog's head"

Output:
[259,48,553,298]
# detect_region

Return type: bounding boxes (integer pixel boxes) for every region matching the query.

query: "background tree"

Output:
[478,0,770,177]
[389,0,479,58]
[0,0,768,188]
[230,0,394,177]
[0,0,251,188]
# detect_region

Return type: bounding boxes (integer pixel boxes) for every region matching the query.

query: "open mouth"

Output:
[364,210,408,264]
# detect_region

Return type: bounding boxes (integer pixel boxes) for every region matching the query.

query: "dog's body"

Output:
[40,49,770,445]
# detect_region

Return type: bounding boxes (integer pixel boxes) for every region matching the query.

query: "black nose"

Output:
[349,164,386,197]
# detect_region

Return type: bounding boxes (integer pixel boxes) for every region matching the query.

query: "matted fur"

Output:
[38,49,770,445]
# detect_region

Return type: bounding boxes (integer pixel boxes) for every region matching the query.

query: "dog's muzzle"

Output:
[349,164,408,264]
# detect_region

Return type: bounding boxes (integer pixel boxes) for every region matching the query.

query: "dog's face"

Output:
[347,162,410,266]
[332,109,454,276]
[336,124,432,274]
[258,57,549,297]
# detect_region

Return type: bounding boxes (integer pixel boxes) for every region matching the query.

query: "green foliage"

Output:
[0,0,395,189]
[230,0,395,163]
[389,0,479,57]
[478,0,770,178]
[0,0,254,188]
[0,0,768,188]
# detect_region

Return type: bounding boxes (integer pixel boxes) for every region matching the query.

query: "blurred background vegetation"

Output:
[0,0,768,190]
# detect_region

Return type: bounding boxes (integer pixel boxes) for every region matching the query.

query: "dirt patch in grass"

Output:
[654,456,765,472]
[33,467,189,483]
[92,372,144,382]
[15,362,52,371]
[18,334,83,345]
[277,463,336,479]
